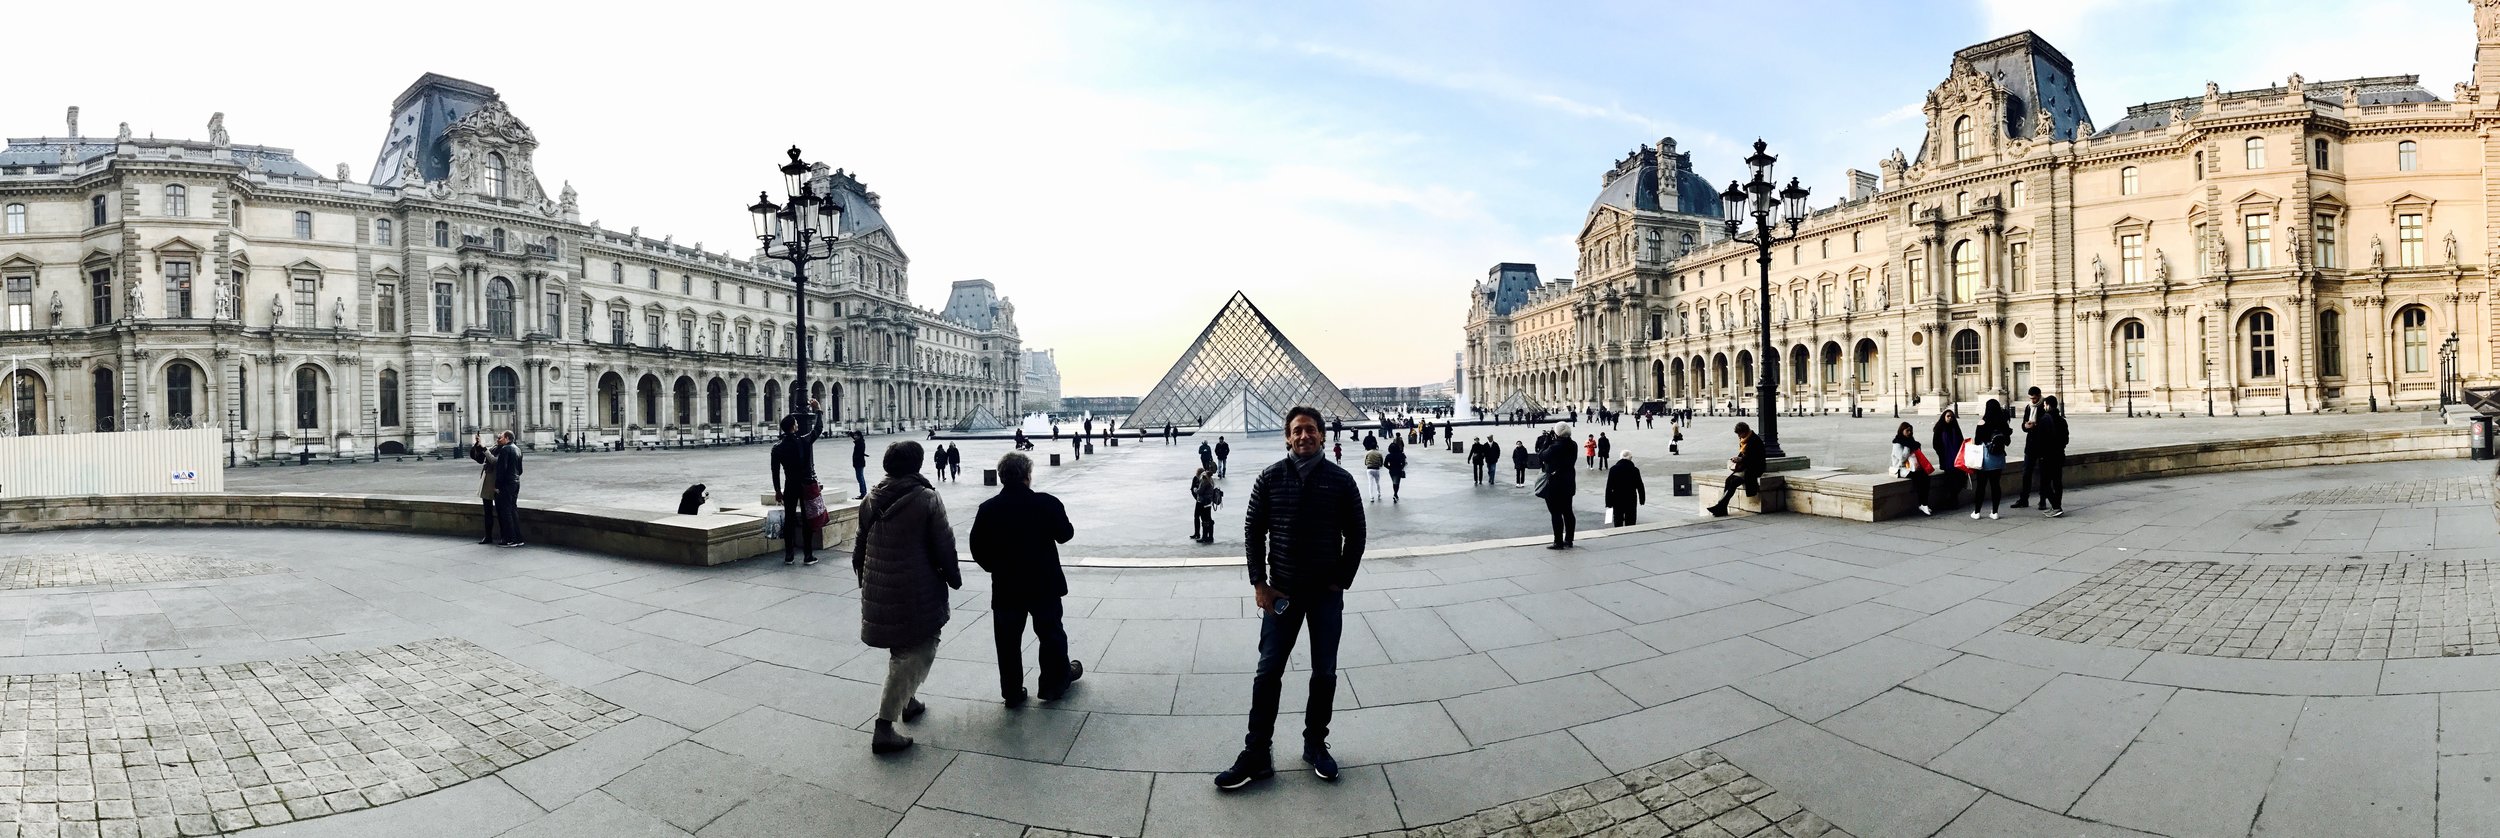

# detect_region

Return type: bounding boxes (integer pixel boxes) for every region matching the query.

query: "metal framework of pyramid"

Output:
[1129,292,1364,427]
[1491,391,1538,414]
[952,404,1008,431]
[1197,390,1285,434]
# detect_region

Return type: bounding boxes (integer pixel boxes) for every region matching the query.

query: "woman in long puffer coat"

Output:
[852,440,962,754]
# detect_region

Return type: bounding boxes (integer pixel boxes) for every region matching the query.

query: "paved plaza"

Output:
[8,456,2500,836]
[223,410,2447,560]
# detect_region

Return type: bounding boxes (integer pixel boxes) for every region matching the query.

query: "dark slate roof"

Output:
[1482,263,1541,317]
[941,280,999,330]
[2095,74,2435,137]
[817,168,894,241]
[1586,145,1722,219]
[0,139,321,178]
[1916,32,2092,162]
[372,73,500,186]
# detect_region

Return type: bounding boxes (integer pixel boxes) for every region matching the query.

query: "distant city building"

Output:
[0,73,1022,452]
[1022,348,1062,412]
[1059,396,1138,415]
[1469,11,2500,415]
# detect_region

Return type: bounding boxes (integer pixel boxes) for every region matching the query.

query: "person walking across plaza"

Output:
[949,443,964,483]
[1930,408,1966,512]
[1468,436,1486,485]
[2032,396,2070,517]
[1199,438,1217,473]
[850,428,869,500]
[770,399,827,565]
[1538,425,1578,548]
[468,435,502,545]
[1215,406,1365,790]
[1889,422,1935,516]
[1361,445,1385,502]
[1582,434,1597,470]
[1604,452,1645,526]
[1670,423,1683,456]
[484,431,525,547]
[1968,399,2013,520]
[1190,466,1222,543]
[1215,436,1231,478]
[854,440,961,754]
[1512,439,1531,487]
[2012,387,2044,508]
[1384,436,1407,503]
[1705,423,1765,518]
[970,451,1082,706]
[1595,432,1611,471]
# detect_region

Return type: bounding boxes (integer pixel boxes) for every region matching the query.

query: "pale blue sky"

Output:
[2,0,2471,394]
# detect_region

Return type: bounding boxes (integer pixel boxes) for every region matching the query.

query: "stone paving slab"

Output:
[0,553,286,591]
[2008,558,2500,660]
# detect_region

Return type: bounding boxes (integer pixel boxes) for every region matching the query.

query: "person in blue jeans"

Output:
[1216,406,1366,791]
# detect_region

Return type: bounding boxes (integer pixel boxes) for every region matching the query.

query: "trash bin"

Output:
[1050,453,1062,466]
[2474,416,2495,460]
[1672,473,1693,496]
[1084,443,1095,455]
[984,468,998,486]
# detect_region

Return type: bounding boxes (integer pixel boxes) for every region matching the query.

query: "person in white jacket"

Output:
[1889,422,1934,516]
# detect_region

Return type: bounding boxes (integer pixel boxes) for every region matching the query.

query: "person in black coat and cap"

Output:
[849,428,869,500]
[1538,424,1577,548]
[1605,452,1646,526]
[969,451,1083,706]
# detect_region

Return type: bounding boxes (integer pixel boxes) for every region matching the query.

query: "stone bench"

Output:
[1695,473,1786,515]
[0,492,860,567]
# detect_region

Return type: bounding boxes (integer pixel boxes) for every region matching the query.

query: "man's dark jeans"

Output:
[493,484,523,544]
[853,466,867,499]
[1244,588,1343,753]
[993,594,1072,698]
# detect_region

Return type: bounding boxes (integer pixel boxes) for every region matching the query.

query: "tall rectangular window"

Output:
[681,320,694,351]
[91,195,107,227]
[2320,310,2343,376]
[90,268,112,323]
[2244,214,2272,270]
[612,263,623,283]
[163,185,187,217]
[2120,234,2144,283]
[610,311,626,346]
[545,292,562,336]
[293,211,313,240]
[1908,258,1926,300]
[681,275,692,295]
[2009,181,2026,208]
[375,219,393,246]
[434,221,449,247]
[3,275,30,331]
[2399,213,2424,266]
[2247,311,2277,378]
[2398,140,2418,172]
[2009,242,2029,292]
[433,282,454,332]
[377,284,397,331]
[4,203,24,234]
[292,275,317,327]
[2315,215,2337,269]
[164,261,193,318]
[647,268,659,290]
[646,314,662,347]
[2244,137,2266,169]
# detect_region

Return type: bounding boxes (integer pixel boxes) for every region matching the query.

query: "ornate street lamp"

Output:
[1720,139,1811,457]
[2440,332,2461,406]
[751,146,843,435]
[2366,351,2379,412]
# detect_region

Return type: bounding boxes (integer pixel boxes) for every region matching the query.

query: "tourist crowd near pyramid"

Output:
[1128,292,1362,433]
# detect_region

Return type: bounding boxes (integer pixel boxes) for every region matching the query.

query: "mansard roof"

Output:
[0,139,322,178]
[2095,75,2437,136]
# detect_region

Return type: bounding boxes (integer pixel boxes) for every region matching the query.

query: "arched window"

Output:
[2009,181,2026,208]
[2398,140,2418,171]
[163,184,187,217]
[1951,330,1981,377]
[736,380,755,423]
[1953,116,1974,161]
[706,379,726,425]
[165,363,193,425]
[294,365,321,429]
[1854,340,1877,385]
[491,228,507,252]
[2246,311,2277,378]
[674,377,695,425]
[2119,166,2139,196]
[9,369,38,436]
[2319,309,2343,376]
[1820,343,1841,389]
[3,204,23,235]
[293,211,313,240]
[2312,138,2329,169]
[2244,136,2266,169]
[488,367,519,417]
[486,277,514,338]
[1951,240,1980,302]
[2401,306,2430,373]
[379,369,400,426]
[484,152,507,198]
[2121,320,2147,382]
[433,220,449,247]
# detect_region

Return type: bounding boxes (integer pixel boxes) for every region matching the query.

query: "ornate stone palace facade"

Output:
[1470,5,2500,416]
[0,74,1022,454]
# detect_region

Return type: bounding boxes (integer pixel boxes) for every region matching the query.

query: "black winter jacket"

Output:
[1605,459,1646,508]
[1539,438,1576,496]
[969,484,1073,600]
[1244,455,1366,596]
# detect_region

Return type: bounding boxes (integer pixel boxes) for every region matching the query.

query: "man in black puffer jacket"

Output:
[1215,406,1365,791]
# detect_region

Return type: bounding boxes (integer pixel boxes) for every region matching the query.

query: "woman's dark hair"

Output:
[1933,408,1959,430]
[882,440,924,476]
[1894,421,1916,440]
[2043,395,2061,413]
[1982,398,2007,425]
[1734,422,1753,438]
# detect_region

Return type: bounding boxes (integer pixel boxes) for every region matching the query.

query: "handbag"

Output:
[1959,439,1986,473]
[1912,449,1933,474]
[1533,474,1552,498]
[763,509,786,540]
[802,481,830,529]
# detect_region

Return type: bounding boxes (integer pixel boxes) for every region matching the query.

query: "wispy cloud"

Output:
[1290,41,1721,146]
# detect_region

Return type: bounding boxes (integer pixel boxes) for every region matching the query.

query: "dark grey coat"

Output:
[852,474,962,648]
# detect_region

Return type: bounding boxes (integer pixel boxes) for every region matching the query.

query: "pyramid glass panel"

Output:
[1129,292,1363,427]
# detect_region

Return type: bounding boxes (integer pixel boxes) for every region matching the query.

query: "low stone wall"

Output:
[1781,425,2468,522]
[0,492,862,566]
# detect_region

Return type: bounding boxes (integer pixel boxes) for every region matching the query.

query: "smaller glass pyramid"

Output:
[1129,292,1363,427]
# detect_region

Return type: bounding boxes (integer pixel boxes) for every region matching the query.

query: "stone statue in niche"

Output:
[207,113,228,146]
[332,297,345,328]
[2447,231,2460,265]
[48,291,61,326]
[2153,249,2170,284]
[129,282,146,319]
[559,181,577,214]
[2092,255,2108,287]
[213,280,232,320]
[270,293,284,324]
[2371,234,2386,268]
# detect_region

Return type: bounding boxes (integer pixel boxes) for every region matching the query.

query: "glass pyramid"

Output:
[1129,292,1363,427]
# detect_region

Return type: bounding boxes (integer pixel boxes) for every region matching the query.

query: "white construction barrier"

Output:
[0,428,225,498]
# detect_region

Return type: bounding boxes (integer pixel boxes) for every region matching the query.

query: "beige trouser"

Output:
[879,636,940,722]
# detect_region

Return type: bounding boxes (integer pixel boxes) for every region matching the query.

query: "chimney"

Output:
[1846,169,1879,201]
[66,106,78,138]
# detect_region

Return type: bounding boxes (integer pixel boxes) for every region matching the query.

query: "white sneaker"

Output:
[1970,510,1981,520]
[1989,512,2000,520]
[1918,505,1932,516]
[2047,508,2065,518]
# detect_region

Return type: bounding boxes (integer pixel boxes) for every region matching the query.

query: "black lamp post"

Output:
[2440,333,2460,406]
[2203,356,2215,417]
[367,407,378,462]
[1719,139,1811,458]
[751,147,843,436]
[1891,371,1900,418]
[2366,351,2379,412]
